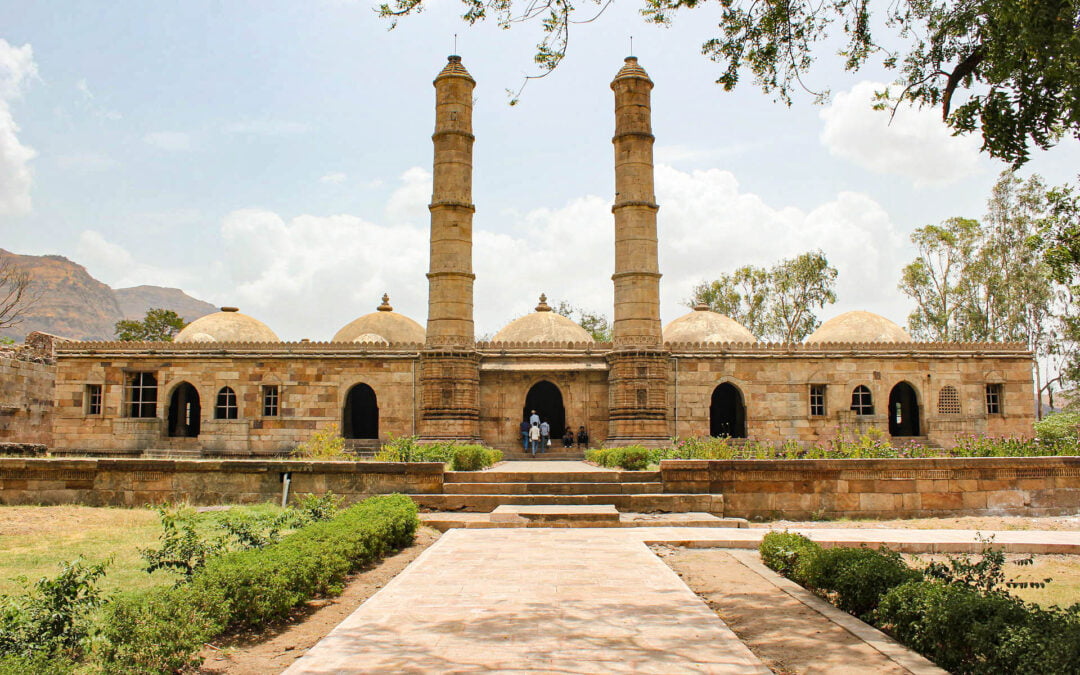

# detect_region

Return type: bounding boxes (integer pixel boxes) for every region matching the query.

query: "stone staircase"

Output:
[412,468,723,514]
[344,439,381,458]
[500,448,587,461]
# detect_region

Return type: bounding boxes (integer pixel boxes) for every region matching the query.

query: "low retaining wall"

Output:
[661,457,1080,520]
[0,458,444,507]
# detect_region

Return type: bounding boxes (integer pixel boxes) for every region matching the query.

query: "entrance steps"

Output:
[420,505,748,531]
[414,468,723,514]
[501,449,586,461]
[344,439,381,458]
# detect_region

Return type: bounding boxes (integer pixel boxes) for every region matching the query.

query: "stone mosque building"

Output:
[50,56,1035,457]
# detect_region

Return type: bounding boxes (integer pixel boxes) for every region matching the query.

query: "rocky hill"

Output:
[0,249,216,342]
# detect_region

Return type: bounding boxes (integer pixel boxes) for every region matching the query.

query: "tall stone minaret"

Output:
[419,55,481,441]
[426,54,476,347]
[606,56,670,445]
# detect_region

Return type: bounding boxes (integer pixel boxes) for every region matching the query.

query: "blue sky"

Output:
[2,1,1078,340]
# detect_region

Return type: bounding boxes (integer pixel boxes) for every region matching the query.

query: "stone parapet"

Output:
[0,458,444,507]
[660,457,1080,519]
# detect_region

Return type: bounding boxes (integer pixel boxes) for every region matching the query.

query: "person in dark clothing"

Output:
[519,419,530,450]
[576,426,589,449]
[562,427,575,447]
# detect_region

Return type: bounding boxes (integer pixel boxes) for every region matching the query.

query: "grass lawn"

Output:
[0,503,290,597]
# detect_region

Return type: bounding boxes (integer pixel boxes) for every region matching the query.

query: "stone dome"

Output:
[353,333,390,345]
[663,304,757,343]
[175,307,280,343]
[805,310,913,343]
[491,294,595,343]
[332,295,425,344]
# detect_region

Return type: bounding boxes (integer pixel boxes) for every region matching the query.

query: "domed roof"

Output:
[664,304,757,343]
[492,294,595,343]
[353,333,389,345]
[805,310,913,343]
[332,294,425,344]
[175,307,279,343]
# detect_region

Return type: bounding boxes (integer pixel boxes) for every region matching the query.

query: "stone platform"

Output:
[422,506,749,531]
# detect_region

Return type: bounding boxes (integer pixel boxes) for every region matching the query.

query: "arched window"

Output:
[850,385,874,415]
[938,386,961,415]
[215,386,238,420]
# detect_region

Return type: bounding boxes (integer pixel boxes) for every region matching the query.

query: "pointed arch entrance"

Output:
[523,380,565,438]
[888,382,921,436]
[343,383,379,439]
[167,382,200,438]
[710,383,747,438]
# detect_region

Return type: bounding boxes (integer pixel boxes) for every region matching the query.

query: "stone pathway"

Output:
[285,528,768,674]
[285,526,1079,673]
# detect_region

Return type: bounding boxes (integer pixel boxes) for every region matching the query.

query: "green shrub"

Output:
[798,546,920,618]
[376,437,501,470]
[587,446,652,470]
[96,494,419,673]
[0,653,75,675]
[1034,412,1080,443]
[291,424,352,460]
[0,558,107,659]
[758,531,822,582]
[450,445,503,471]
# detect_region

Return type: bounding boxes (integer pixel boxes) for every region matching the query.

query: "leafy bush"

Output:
[1033,412,1080,443]
[798,545,921,618]
[96,494,420,673]
[586,446,652,470]
[0,558,107,660]
[291,424,352,460]
[140,505,223,580]
[0,653,75,674]
[376,436,501,470]
[295,490,345,522]
[758,531,822,583]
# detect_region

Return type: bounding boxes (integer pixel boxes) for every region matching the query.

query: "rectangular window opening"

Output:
[126,372,158,418]
[262,385,279,417]
[986,384,1003,415]
[809,384,826,417]
[85,384,103,416]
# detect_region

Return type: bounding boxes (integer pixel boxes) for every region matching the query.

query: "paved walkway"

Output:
[285,528,768,674]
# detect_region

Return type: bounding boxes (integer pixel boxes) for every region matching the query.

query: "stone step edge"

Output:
[419,512,748,531]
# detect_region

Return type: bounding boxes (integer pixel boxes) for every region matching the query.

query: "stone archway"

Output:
[343,383,379,439]
[710,383,747,438]
[167,382,201,438]
[888,381,921,436]
[523,380,566,439]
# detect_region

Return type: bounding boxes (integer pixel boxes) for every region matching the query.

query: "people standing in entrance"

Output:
[528,422,541,457]
[529,409,540,427]
[539,420,551,451]
[562,426,575,447]
[519,419,530,451]
[577,425,589,449]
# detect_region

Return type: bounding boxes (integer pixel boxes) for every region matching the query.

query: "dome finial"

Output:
[378,293,393,312]
[693,302,710,311]
[536,293,551,312]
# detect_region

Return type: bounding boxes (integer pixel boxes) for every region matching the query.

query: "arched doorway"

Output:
[343,383,379,439]
[710,383,746,438]
[523,381,565,438]
[167,382,200,438]
[888,382,921,436]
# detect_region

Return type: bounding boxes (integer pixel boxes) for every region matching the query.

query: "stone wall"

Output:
[0,458,443,506]
[661,457,1080,519]
[669,347,1034,447]
[0,356,55,446]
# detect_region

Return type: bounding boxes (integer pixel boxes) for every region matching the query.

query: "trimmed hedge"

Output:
[586,446,652,470]
[760,532,1080,673]
[375,437,502,470]
[95,494,419,673]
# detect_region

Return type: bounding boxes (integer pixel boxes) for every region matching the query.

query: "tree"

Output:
[114,309,187,342]
[378,0,1080,165]
[552,300,612,341]
[688,250,837,342]
[900,171,1065,416]
[0,256,36,331]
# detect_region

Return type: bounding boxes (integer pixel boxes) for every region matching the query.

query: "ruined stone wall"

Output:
[52,352,420,456]
[662,457,1080,519]
[669,350,1035,447]
[0,457,443,506]
[0,357,55,446]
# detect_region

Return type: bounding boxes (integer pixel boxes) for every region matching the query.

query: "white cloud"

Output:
[144,131,191,151]
[0,39,38,216]
[66,164,916,340]
[819,81,982,187]
[319,171,347,184]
